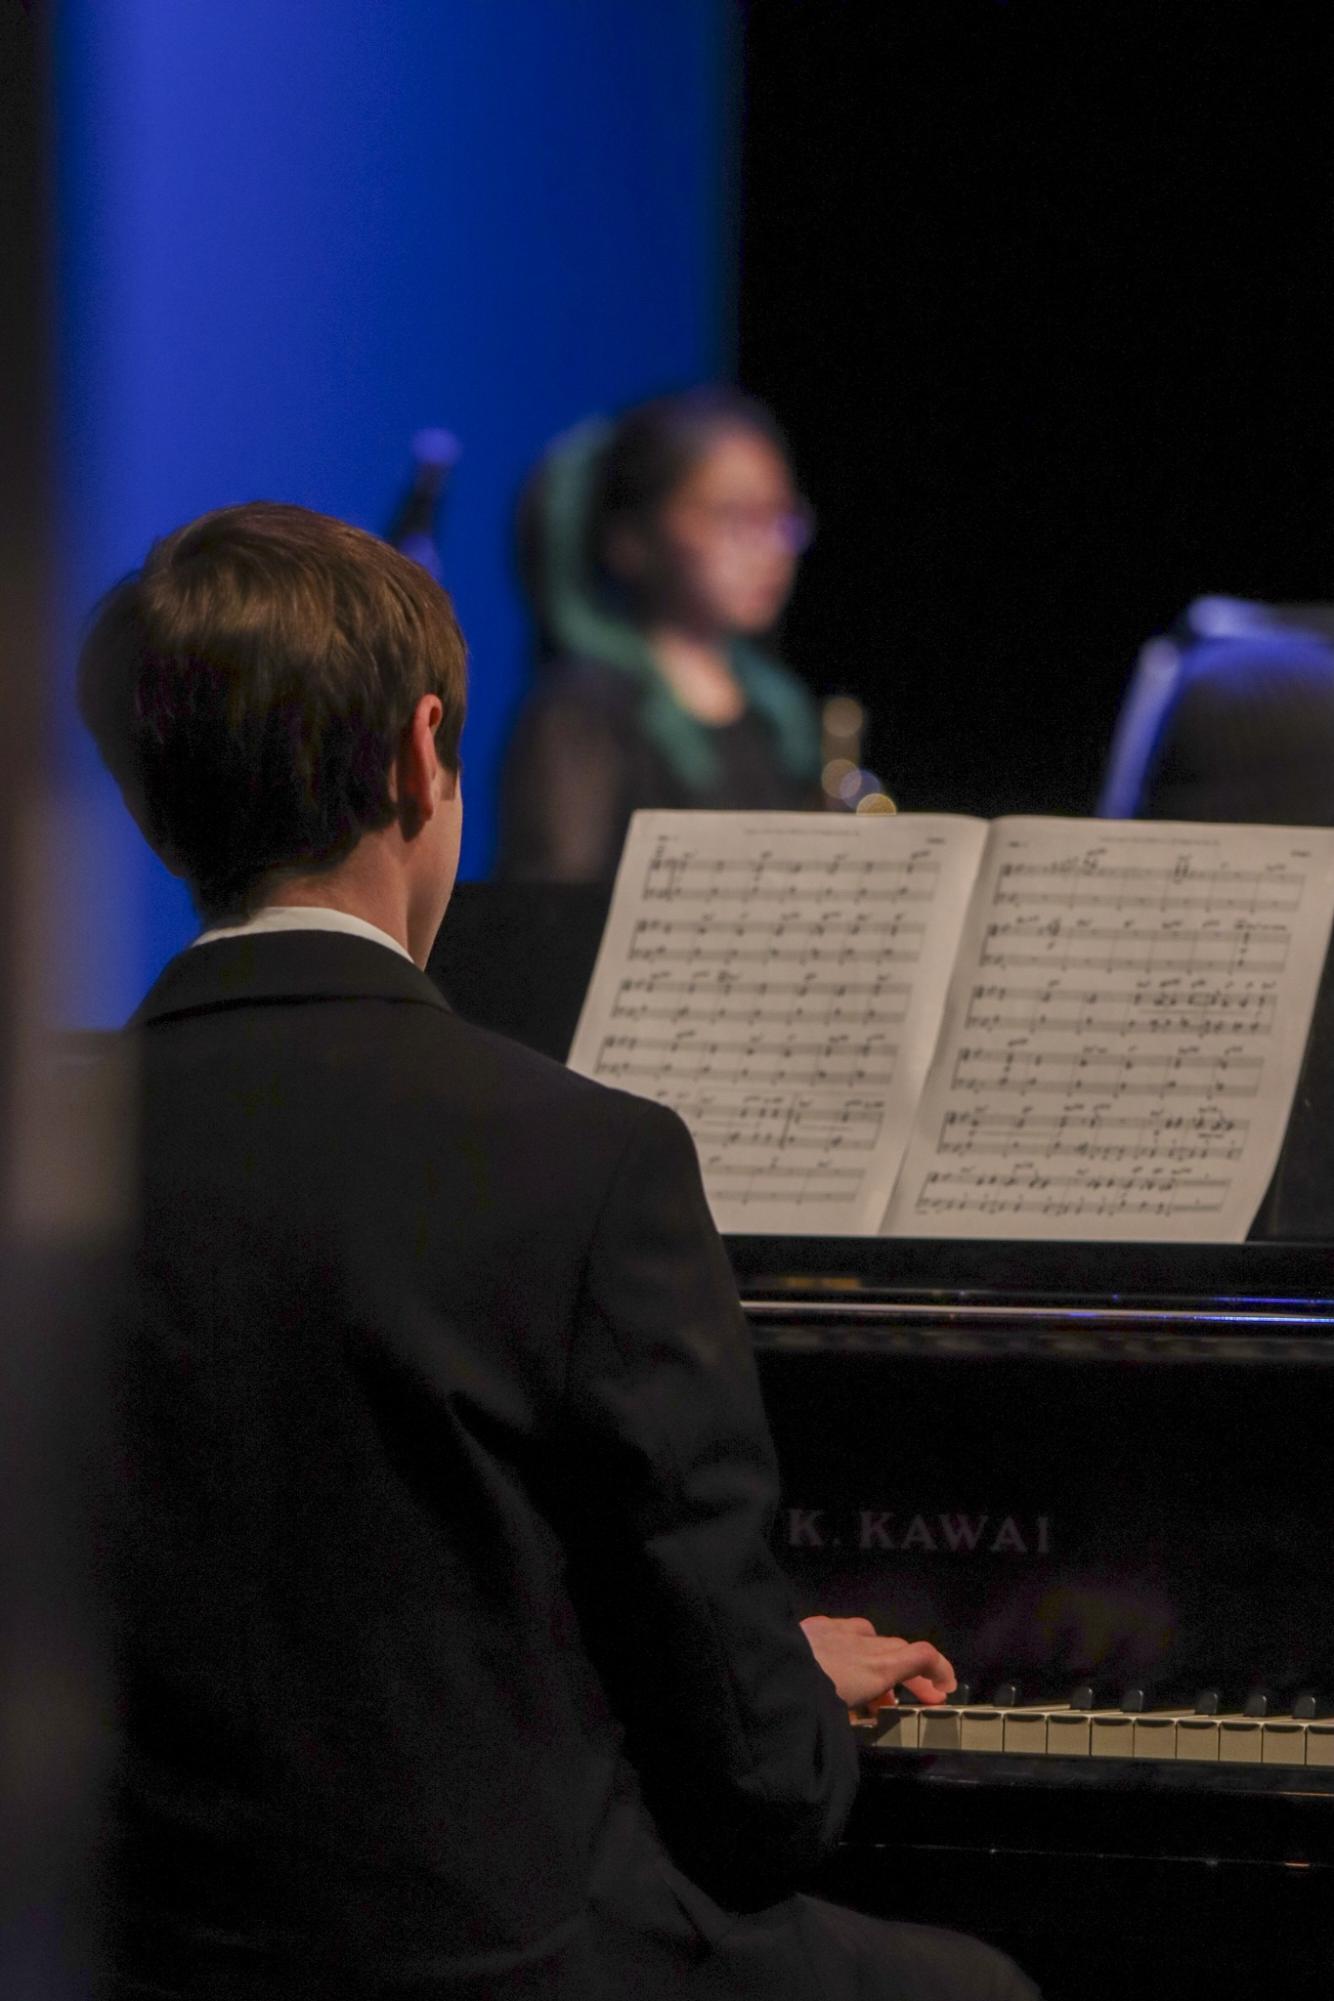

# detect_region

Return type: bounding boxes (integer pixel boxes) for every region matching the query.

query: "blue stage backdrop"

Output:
[56,0,733,1024]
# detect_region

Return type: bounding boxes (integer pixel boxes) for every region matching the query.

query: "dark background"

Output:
[739,3,1334,817]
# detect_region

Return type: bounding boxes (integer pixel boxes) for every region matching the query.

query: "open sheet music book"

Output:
[567,811,1334,1240]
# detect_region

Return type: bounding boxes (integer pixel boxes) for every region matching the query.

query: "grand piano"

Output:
[430,881,1334,2001]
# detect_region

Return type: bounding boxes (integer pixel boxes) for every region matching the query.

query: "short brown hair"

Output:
[77,502,467,922]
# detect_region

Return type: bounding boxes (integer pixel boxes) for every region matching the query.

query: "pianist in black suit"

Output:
[79,502,1036,2001]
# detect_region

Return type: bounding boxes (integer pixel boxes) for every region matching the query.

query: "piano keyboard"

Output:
[859,1702,1334,1768]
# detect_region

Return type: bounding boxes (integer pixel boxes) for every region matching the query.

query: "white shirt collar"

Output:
[192,905,414,964]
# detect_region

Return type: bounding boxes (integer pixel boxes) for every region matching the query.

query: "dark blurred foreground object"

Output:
[1098,596,1334,824]
[386,426,460,583]
[432,878,1334,2001]
[1,6,116,1997]
[2,1067,122,2001]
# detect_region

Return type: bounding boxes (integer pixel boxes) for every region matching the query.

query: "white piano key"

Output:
[1132,1714,1180,1760]
[1218,1717,1265,1764]
[1002,1708,1051,1755]
[918,1707,964,1753]
[1260,1720,1306,1768]
[1089,1713,1136,1759]
[1175,1718,1220,1762]
[960,1708,1004,1753]
[1305,1723,1334,1768]
[1045,1712,1091,1756]
[870,1707,920,1751]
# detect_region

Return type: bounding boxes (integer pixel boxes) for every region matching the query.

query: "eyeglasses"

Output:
[682,498,817,555]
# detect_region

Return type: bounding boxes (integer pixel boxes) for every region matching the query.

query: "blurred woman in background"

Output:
[498,387,821,881]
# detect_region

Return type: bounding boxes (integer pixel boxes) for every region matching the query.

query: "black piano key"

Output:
[1292,1690,1334,1721]
[1120,1679,1208,1714]
[1069,1681,1107,1711]
[898,1674,975,1710]
[1113,1680,1195,1714]
[991,1680,1021,1709]
[1196,1683,1276,1717]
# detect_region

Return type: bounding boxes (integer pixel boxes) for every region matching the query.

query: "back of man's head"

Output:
[78,502,467,923]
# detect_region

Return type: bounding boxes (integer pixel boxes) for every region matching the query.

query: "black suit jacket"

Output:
[108,931,856,1998]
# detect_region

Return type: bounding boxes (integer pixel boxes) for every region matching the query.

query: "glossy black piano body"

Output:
[728,1237,1334,1999]
[431,883,1334,2000]
[732,1236,1334,1703]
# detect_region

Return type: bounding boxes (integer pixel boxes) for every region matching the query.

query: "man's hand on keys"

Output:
[800,1614,956,1711]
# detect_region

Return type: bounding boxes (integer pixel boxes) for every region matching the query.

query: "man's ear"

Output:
[392,694,445,837]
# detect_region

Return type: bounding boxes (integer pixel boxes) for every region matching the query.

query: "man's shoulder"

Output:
[135,966,663,1132]
[354,1005,709,1256]
[131,975,695,1241]
[429,1006,686,1154]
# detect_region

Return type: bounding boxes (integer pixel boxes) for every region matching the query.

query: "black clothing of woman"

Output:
[499,658,819,882]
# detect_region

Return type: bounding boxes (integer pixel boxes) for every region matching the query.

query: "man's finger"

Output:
[901,1672,953,1705]
[873,1643,955,1694]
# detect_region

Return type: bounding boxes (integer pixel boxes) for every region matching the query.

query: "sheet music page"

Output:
[568,811,988,1234]
[884,818,1334,1241]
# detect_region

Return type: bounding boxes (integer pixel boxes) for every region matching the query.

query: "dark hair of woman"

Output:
[588,386,790,598]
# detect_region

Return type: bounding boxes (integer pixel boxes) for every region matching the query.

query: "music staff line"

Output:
[597,1057,900,1090]
[673,1091,886,1137]
[985,918,1289,943]
[964,1008,1275,1039]
[611,973,913,1033]
[921,1165,1230,1197]
[963,983,1278,1041]
[940,1105,1244,1138]
[618,968,912,989]
[632,913,928,941]
[981,938,1290,977]
[600,1029,898,1060]
[627,942,922,969]
[611,999,909,1030]
[916,1192,1228,1221]
[915,1166,1232,1218]
[996,859,1303,892]
[677,1091,892,1190]
[938,1115,1247,1166]
[993,887,1303,916]
[643,850,943,884]
[642,881,939,908]
[951,1047,1263,1098]
[939,1137,1245,1166]
[615,972,913,999]
[704,1168,866,1206]
[701,1133,877,1159]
